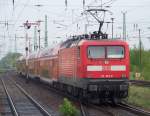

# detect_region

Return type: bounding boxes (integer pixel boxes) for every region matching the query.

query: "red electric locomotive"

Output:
[57,37,129,103]
[17,34,129,104]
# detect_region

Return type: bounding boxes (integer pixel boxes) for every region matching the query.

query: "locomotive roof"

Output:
[78,39,128,46]
[60,38,128,47]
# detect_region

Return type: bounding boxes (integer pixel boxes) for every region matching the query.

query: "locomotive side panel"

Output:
[59,47,79,85]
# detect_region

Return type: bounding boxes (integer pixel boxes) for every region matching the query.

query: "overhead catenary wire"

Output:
[102,0,117,6]
[1,0,150,56]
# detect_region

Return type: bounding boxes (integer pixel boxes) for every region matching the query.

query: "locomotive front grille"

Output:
[88,84,128,92]
[86,78,129,98]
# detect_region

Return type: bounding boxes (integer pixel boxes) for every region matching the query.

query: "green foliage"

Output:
[0,52,22,70]
[130,49,150,80]
[127,85,150,110]
[59,98,79,116]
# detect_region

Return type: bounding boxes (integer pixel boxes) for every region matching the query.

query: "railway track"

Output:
[23,76,149,116]
[79,102,89,116]
[79,101,115,116]
[28,77,115,116]
[130,80,150,87]
[0,76,52,116]
[118,102,150,116]
[13,73,150,116]
[0,77,14,116]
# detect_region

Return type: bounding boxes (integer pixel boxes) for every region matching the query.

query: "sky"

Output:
[0,0,150,58]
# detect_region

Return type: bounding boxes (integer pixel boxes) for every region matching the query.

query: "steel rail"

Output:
[88,104,114,116]
[130,80,150,87]
[26,77,116,116]
[20,75,150,116]
[12,79,52,116]
[0,78,19,116]
[79,101,89,116]
[118,103,150,116]
[35,79,115,116]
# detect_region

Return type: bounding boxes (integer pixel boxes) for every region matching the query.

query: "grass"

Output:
[130,72,135,80]
[0,69,5,75]
[126,85,150,111]
[59,98,79,116]
[130,49,150,81]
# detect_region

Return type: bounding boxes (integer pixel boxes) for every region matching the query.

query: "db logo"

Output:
[104,60,109,64]
[102,66,110,71]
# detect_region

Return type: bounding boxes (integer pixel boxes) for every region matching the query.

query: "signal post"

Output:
[23,20,40,83]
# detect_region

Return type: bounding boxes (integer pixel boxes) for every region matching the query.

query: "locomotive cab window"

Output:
[88,46,105,58]
[107,46,124,58]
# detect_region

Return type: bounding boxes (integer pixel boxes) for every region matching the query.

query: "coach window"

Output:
[107,46,124,58]
[88,46,105,58]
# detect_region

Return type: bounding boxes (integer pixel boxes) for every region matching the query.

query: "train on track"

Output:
[16,33,130,104]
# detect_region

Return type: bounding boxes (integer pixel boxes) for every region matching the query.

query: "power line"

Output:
[113,5,150,8]
[122,11,127,40]
[102,0,117,6]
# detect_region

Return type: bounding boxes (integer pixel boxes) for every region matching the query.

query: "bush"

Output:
[130,49,150,80]
[59,98,79,116]
[127,86,150,110]
[0,52,21,69]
